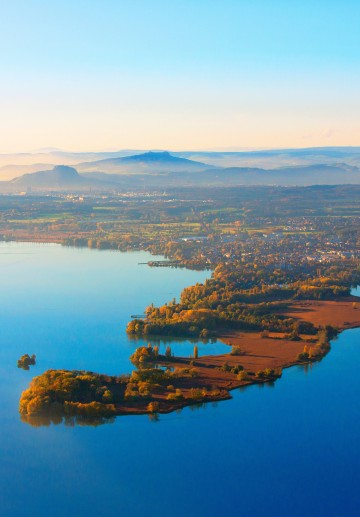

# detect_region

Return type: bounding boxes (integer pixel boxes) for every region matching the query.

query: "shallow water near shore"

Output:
[1,242,360,516]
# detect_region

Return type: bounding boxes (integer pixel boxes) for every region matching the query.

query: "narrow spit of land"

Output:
[19,297,360,424]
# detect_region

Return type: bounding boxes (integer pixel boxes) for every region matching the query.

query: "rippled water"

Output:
[1,243,360,516]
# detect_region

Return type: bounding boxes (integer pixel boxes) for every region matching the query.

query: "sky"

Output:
[0,0,359,152]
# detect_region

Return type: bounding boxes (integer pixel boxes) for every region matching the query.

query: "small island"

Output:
[17,354,36,370]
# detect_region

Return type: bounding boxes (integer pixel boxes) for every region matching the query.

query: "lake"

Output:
[1,242,360,516]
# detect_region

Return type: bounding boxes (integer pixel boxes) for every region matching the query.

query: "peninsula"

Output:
[19,296,360,425]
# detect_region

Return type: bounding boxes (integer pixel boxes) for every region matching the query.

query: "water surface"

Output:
[1,242,360,516]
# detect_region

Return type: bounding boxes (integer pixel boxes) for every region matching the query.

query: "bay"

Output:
[1,242,360,516]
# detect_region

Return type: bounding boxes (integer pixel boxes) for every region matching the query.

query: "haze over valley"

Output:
[2,147,360,192]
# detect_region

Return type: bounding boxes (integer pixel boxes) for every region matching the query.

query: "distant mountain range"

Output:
[1,153,360,192]
[2,146,360,180]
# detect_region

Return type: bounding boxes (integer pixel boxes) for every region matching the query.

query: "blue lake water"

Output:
[1,242,360,516]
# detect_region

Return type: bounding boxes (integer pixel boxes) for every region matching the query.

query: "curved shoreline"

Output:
[112,297,360,416]
[20,297,360,425]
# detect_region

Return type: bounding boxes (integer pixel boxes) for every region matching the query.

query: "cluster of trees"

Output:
[19,357,208,421]
[19,369,129,418]
[297,325,338,362]
[127,258,360,339]
[188,387,223,401]
[17,354,36,370]
[256,368,282,381]
[166,386,223,402]
[166,388,185,401]
[130,345,159,366]
[127,300,316,338]
[190,262,359,304]
[125,363,205,402]
[219,362,245,378]
[127,309,218,338]
[124,367,170,401]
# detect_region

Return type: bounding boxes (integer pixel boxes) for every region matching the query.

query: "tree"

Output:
[200,329,209,339]
[102,389,113,403]
[147,401,159,413]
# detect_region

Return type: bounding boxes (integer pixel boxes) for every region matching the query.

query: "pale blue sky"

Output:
[0,0,359,151]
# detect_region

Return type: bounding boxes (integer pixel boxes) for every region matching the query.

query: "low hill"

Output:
[194,163,360,186]
[10,165,86,188]
[176,147,360,169]
[0,165,119,192]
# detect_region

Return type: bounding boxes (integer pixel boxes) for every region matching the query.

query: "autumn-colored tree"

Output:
[147,401,159,413]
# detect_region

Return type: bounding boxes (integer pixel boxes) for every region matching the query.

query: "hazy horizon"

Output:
[1,0,359,153]
[2,144,360,156]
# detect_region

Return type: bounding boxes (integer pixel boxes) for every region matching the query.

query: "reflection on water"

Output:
[297,362,312,375]
[128,334,218,345]
[127,333,230,357]
[188,401,206,411]
[296,357,323,375]
[21,412,116,427]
